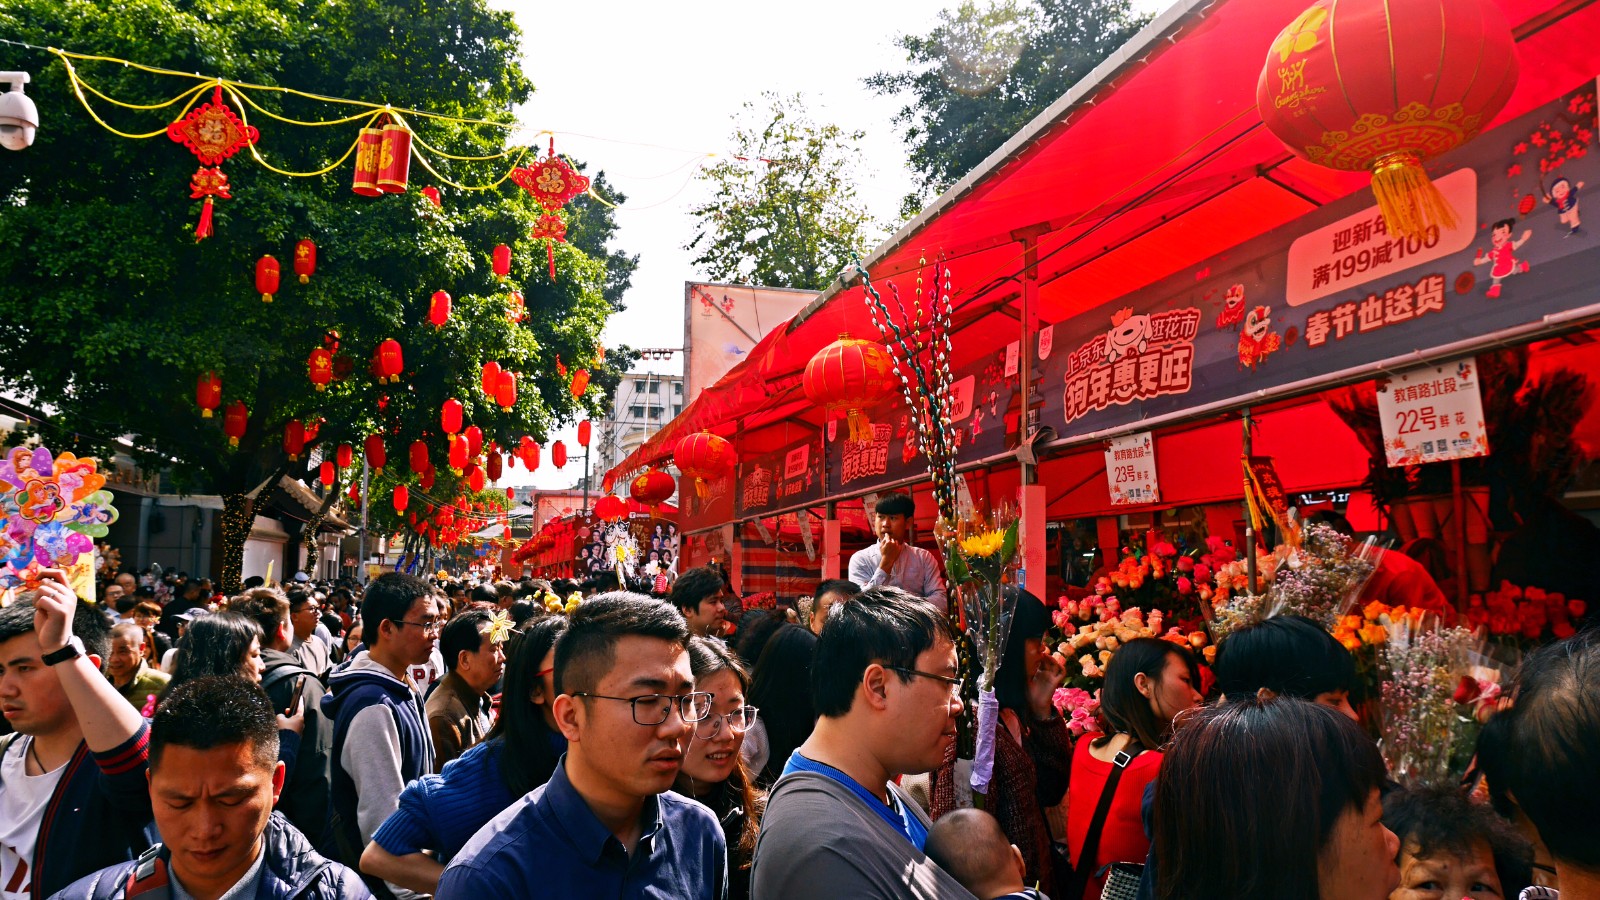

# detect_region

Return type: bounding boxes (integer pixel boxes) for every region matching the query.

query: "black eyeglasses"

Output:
[572,691,714,726]
[389,618,444,636]
[694,705,760,739]
[889,666,964,695]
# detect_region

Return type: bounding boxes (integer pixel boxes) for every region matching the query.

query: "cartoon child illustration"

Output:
[1105,308,1152,363]
[970,405,984,439]
[1216,284,1247,330]
[1473,219,1533,298]
[1544,177,1583,235]
[1237,306,1283,370]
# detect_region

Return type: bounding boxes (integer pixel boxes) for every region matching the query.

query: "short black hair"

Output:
[440,609,494,671]
[873,492,915,517]
[167,613,262,694]
[811,579,861,625]
[1212,614,1354,700]
[242,576,265,589]
[286,589,315,613]
[0,596,114,669]
[554,592,690,695]
[926,809,1014,895]
[1502,628,1600,868]
[811,585,957,717]
[469,584,499,606]
[1382,785,1532,896]
[669,566,724,616]
[151,675,278,769]
[1492,217,1516,232]
[362,572,433,637]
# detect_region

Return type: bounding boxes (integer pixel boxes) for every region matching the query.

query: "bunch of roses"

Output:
[1091,541,1209,622]
[1331,601,1434,654]
[1467,581,1586,648]
[1049,687,1102,737]
[1051,601,1212,687]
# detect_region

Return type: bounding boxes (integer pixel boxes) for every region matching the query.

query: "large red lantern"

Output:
[492,244,512,281]
[594,495,627,522]
[284,420,306,461]
[552,441,567,469]
[365,434,386,470]
[466,464,486,493]
[376,339,404,384]
[481,361,501,397]
[448,437,469,472]
[487,451,503,482]
[630,470,675,507]
[335,443,354,469]
[441,399,463,437]
[223,401,248,447]
[494,371,517,411]
[428,290,451,328]
[293,240,316,283]
[675,432,735,500]
[804,336,896,442]
[577,420,592,447]
[255,255,280,303]
[319,460,336,487]
[1257,0,1518,239]
[464,425,484,459]
[352,126,383,196]
[195,371,222,418]
[393,484,409,512]
[308,348,333,392]
[409,440,430,474]
[377,123,411,194]
[569,369,590,399]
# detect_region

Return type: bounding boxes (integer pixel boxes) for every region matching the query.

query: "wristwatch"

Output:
[42,636,85,666]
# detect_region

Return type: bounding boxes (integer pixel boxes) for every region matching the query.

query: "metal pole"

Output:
[1242,408,1257,594]
[359,458,370,585]
[1451,459,1469,612]
[583,443,591,511]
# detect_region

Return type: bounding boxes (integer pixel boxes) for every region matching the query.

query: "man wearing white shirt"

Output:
[848,493,948,612]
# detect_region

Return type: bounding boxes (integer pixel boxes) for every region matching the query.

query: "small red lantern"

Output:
[481,361,501,397]
[256,255,281,303]
[577,420,592,448]
[393,484,409,512]
[464,425,484,460]
[552,441,567,469]
[441,399,463,437]
[352,126,383,196]
[570,369,590,399]
[467,464,486,493]
[195,371,222,418]
[377,123,412,194]
[506,290,526,324]
[319,460,336,487]
[804,336,897,442]
[630,470,676,507]
[674,432,735,500]
[376,339,404,384]
[308,348,333,392]
[487,452,503,482]
[293,240,317,283]
[594,495,627,522]
[365,434,386,470]
[505,486,515,501]
[223,401,248,447]
[492,244,512,281]
[428,290,451,328]
[520,437,541,471]
[409,440,430,474]
[284,420,306,461]
[494,371,517,411]
[448,437,468,472]
[420,466,436,491]
[335,443,354,469]
[421,185,442,208]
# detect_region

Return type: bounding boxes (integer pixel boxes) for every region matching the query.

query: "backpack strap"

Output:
[124,844,172,900]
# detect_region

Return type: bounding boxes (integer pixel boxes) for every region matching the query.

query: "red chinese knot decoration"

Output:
[167,86,258,241]
[510,139,591,212]
[803,335,896,442]
[529,213,567,281]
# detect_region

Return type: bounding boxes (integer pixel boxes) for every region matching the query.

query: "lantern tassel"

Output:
[1370,152,1457,240]
[195,197,214,242]
[847,410,874,443]
[547,242,557,281]
[696,477,709,502]
[201,409,214,419]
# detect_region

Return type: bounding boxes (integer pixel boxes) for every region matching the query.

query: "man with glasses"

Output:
[440,593,728,898]
[289,589,332,679]
[750,585,976,899]
[324,573,441,899]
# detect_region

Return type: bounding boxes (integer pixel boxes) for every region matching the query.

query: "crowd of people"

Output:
[0,491,1595,899]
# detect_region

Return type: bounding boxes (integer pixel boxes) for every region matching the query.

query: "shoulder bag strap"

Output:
[1065,738,1145,899]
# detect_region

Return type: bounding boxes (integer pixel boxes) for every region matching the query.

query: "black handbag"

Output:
[1061,738,1145,900]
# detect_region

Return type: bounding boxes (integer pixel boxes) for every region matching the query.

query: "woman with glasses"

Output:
[678,636,765,900]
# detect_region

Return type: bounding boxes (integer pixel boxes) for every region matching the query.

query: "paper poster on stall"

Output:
[1376,359,1490,467]
[1105,431,1159,506]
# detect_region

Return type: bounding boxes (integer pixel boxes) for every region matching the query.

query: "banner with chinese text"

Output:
[1104,431,1160,506]
[1375,360,1490,466]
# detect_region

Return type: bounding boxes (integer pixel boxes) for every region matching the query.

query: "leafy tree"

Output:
[684,92,883,290]
[0,0,631,589]
[867,0,1150,217]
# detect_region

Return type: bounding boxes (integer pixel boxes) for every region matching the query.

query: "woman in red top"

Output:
[1065,638,1203,900]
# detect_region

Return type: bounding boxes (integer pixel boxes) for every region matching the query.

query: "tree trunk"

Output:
[300,476,341,580]
[219,492,256,594]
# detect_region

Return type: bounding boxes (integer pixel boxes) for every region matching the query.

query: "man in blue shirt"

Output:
[437,593,726,899]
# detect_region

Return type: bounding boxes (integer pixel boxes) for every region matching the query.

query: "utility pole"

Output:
[359,458,370,585]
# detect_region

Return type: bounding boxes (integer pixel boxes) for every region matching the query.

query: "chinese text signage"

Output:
[1375,360,1489,467]
[1105,431,1160,506]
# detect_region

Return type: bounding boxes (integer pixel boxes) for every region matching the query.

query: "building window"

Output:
[629,405,645,418]
[645,381,661,394]
[674,382,683,395]
[673,406,682,416]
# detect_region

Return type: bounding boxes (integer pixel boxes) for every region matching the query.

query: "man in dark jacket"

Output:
[49,675,369,900]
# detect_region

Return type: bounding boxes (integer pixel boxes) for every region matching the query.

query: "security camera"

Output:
[0,72,38,151]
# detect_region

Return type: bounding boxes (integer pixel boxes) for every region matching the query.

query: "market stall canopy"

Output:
[608,0,1600,487]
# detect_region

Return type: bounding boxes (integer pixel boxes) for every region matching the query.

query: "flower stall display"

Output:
[1468,581,1587,654]
[1088,538,1217,627]
[1211,520,1381,636]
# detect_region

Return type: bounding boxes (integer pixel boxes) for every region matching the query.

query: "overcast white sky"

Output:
[490,0,1166,490]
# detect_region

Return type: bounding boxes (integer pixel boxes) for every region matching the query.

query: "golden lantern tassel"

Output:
[847,409,874,442]
[1370,152,1457,240]
[695,477,710,502]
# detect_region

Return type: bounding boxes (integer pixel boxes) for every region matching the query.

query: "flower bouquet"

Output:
[1211,521,1381,637]
[942,504,1020,802]
[1090,540,1210,626]
[1046,593,1213,734]
[1375,617,1482,787]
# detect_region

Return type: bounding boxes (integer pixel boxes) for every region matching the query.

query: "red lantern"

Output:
[284,420,306,461]
[195,371,222,418]
[494,371,517,411]
[577,420,592,448]
[570,369,590,399]
[377,339,404,384]
[428,290,451,328]
[552,441,567,469]
[441,399,463,437]
[256,256,280,303]
[336,443,354,469]
[487,451,503,482]
[319,460,336,486]
[365,434,386,470]
[630,470,676,507]
[352,126,384,196]
[223,401,248,447]
[594,495,627,522]
[409,440,430,474]
[377,123,411,193]
[421,185,442,208]
[293,239,317,283]
[505,486,515,501]
[481,361,502,397]
[308,348,333,392]
[674,432,735,500]
[520,437,541,471]
[393,484,409,512]
[467,464,486,493]
[448,437,468,472]
[506,290,526,324]
[464,425,484,459]
[1256,0,1518,239]
[803,336,897,442]
[492,244,512,281]
[420,466,436,491]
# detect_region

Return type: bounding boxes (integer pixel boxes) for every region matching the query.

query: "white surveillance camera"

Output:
[0,73,38,151]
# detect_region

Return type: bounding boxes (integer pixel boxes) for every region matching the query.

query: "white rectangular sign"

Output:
[1376,359,1490,467]
[1105,431,1160,506]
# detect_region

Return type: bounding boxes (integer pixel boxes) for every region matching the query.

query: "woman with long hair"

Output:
[163,612,266,694]
[745,623,818,786]
[678,636,764,900]
[360,616,570,895]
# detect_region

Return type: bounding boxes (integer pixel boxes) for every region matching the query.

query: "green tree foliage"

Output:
[685,92,882,290]
[867,0,1150,217]
[0,0,633,588]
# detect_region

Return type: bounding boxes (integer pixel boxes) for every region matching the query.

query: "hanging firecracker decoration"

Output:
[448,437,468,473]
[505,290,526,324]
[352,124,384,196]
[528,213,567,281]
[319,460,336,487]
[492,244,512,281]
[304,418,323,443]
[294,240,317,283]
[365,434,386,470]
[393,484,409,512]
[167,85,258,241]
[284,420,306,461]
[1256,0,1518,239]
[376,339,404,384]
[223,401,248,447]
[420,466,435,491]
[441,399,463,439]
[675,432,735,500]
[481,361,501,398]
[464,425,484,460]
[594,495,627,522]
[552,441,567,469]
[409,440,430,474]
[377,122,412,194]
[569,369,590,399]
[467,464,486,493]
[487,451,503,482]
[256,256,281,303]
[421,186,442,208]
[428,290,451,328]
[630,470,676,508]
[577,420,592,448]
[308,348,333,392]
[195,371,222,418]
[494,371,517,411]
[335,443,354,469]
[803,335,897,442]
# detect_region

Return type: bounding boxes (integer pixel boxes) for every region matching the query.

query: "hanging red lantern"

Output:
[335,443,354,469]
[494,371,517,411]
[256,256,281,303]
[441,399,463,438]
[1256,0,1518,239]
[393,484,409,512]
[674,432,735,500]
[487,451,503,482]
[420,466,436,491]
[428,290,451,328]
[319,460,336,486]
[594,495,627,522]
[803,335,897,442]
[577,420,592,448]
[570,369,590,399]
[377,123,412,193]
[293,239,317,283]
[284,420,306,461]
[448,437,468,473]
[630,470,676,507]
[466,464,486,493]
[365,434,386,470]
[376,339,404,384]
[195,371,222,418]
[167,86,257,241]
[520,437,541,471]
[506,290,526,324]
[308,347,333,392]
[464,425,484,459]
[505,486,515,501]
[421,185,442,208]
[222,401,248,447]
[481,361,502,397]
[352,125,384,196]
[492,244,512,281]
[409,440,430,474]
[552,441,567,469]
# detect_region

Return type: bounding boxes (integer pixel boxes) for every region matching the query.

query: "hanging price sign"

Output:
[1376,359,1490,467]
[1105,431,1160,506]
